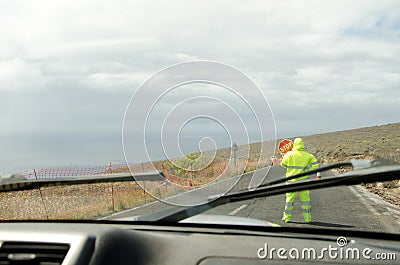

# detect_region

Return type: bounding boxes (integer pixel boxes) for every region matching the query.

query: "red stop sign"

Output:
[278,139,293,155]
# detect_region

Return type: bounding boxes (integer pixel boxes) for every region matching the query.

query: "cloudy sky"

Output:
[0,0,399,172]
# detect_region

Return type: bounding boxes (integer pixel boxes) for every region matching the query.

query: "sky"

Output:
[0,0,399,172]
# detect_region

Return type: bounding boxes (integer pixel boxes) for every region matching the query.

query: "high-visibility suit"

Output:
[280,138,319,222]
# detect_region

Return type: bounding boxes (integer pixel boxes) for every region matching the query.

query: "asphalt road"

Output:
[102,166,400,234]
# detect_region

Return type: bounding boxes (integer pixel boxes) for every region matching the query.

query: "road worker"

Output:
[280,138,319,223]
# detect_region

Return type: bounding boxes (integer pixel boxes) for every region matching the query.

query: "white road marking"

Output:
[97,200,158,220]
[228,204,248,216]
[349,185,400,216]
[348,186,380,216]
[350,185,400,227]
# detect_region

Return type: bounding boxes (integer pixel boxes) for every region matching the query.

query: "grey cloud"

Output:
[0,0,399,170]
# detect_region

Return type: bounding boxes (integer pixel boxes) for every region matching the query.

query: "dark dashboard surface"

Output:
[0,222,398,265]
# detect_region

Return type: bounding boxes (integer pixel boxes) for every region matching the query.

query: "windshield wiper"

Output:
[0,170,165,192]
[137,159,400,222]
[3,159,399,223]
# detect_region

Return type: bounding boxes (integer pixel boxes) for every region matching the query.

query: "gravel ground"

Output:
[364,183,400,206]
[1,123,399,220]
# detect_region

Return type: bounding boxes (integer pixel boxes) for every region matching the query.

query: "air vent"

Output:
[0,242,70,265]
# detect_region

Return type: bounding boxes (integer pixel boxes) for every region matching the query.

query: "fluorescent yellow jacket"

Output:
[281,138,319,181]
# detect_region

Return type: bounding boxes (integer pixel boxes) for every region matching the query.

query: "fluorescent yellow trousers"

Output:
[282,190,311,222]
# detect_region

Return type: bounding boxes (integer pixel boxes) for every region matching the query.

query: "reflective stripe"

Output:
[285,202,293,207]
[301,201,311,206]
[286,165,306,169]
[281,164,288,168]
[284,209,293,214]
[307,162,319,170]
[302,209,311,213]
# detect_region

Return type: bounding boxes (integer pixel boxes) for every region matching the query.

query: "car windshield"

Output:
[1,1,399,236]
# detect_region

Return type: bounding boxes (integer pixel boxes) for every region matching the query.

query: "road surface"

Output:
[102,166,400,234]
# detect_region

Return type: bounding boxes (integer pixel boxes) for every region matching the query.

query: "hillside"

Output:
[279,122,400,206]
[298,122,400,164]
[151,122,400,206]
[198,122,400,205]
[207,122,400,163]
[1,123,398,220]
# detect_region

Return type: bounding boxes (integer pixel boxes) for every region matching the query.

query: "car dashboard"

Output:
[0,222,398,265]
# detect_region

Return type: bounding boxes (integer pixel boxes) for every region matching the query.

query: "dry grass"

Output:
[1,122,399,219]
[0,182,156,220]
[299,123,400,164]
[297,123,400,206]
